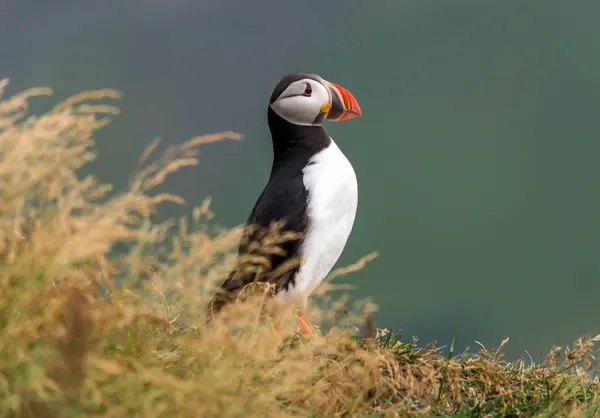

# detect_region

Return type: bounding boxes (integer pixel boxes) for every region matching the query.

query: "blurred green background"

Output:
[2,0,600,359]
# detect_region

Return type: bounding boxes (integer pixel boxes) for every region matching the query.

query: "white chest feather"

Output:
[281,138,358,304]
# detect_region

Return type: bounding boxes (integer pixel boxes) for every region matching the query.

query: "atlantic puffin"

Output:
[209,72,362,335]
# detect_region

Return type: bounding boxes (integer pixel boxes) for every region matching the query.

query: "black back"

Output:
[208,96,331,314]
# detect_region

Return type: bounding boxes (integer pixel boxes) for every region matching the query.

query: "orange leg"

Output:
[296,311,314,336]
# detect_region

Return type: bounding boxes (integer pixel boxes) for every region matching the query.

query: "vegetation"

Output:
[0,79,599,417]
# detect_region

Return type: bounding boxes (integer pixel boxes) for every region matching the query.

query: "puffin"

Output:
[208,72,362,335]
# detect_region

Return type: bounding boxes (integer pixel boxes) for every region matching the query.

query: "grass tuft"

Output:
[0,79,599,417]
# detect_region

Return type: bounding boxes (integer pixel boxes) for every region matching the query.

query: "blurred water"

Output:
[2,0,600,358]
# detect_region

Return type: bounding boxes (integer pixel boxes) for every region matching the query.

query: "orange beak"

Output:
[325,80,362,122]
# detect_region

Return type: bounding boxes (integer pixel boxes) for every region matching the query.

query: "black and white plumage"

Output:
[209,72,362,334]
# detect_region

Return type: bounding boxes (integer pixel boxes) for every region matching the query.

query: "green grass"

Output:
[0,78,599,417]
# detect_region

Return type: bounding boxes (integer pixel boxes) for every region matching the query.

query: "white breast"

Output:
[280,138,358,306]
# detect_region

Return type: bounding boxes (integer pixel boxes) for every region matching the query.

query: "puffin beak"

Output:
[325,80,362,121]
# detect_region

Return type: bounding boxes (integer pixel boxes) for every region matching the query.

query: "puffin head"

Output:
[268,72,362,126]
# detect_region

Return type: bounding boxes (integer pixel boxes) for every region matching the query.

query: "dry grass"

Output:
[0,79,600,418]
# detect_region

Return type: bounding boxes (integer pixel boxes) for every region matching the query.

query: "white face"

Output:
[269,78,331,126]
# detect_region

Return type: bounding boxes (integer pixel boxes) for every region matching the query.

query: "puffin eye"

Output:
[303,83,312,97]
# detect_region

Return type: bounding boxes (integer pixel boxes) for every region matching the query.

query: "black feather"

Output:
[208,99,331,315]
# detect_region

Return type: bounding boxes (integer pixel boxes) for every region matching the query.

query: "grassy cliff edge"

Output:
[0,80,599,417]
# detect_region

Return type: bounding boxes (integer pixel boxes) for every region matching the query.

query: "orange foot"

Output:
[296,312,314,336]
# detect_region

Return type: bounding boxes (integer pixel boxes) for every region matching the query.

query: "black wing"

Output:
[208,166,309,314]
